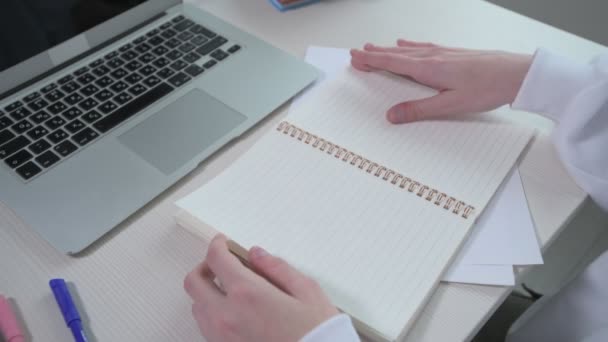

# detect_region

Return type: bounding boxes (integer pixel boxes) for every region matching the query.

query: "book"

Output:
[176,67,534,341]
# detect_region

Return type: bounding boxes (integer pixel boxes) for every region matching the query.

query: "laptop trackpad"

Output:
[119,89,246,175]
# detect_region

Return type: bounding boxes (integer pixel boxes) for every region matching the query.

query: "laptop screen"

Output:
[0,0,147,74]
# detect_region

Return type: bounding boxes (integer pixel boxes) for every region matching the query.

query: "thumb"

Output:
[248,246,317,300]
[387,90,467,124]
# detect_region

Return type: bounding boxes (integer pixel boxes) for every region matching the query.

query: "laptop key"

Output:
[45,89,65,102]
[128,84,147,96]
[166,50,183,61]
[149,36,165,46]
[157,68,175,79]
[177,31,194,41]
[105,51,119,60]
[99,101,118,114]
[44,116,66,130]
[178,42,196,53]
[196,36,227,56]
[54,140,78,157]
[79,98,99,111]
[5,101,22,113]
[183,52,201,63]
[29,139,52,154]
[35,150,60,168]
[12,120,33,134]
[203,60,217,69]
[0,129,15,145]
[81,110,103,123]
[160,22,172,30]
[26,126,49,140]
[135,43,152,54]
[125,60,143,72]
[62,107,83,121]
[95,89,114,102]
[191,35,208,46]
[192,25,216,38]
[65,119,86,133]
[28,98,49,112]
[174,19,194,32]
[94,83,173,133]
[41,83,57,94]
[119,43,133,53]
[48,129,69,144]
[168,72,191,88]
[0,116,13,129]
[138,65,157,77]
[31,110,51,124]
[184,64,204,77]
[172,15,184,23]
[110,68,128,79]
[93,65,111,77]
[95,76,114,88]
[110,81,128,93]
[165,38,181,49]
[90,58,105,68]
[16,161,42,179]
[228,45,241,53]
[74,66,89,76]
[10,107,32,120]
[61,81,81,93]
[5,150,33,169]
[125,73,143,85]
[107,58,125,69]
[210,49,229,61]
[153,57,170,68]
[161,29,176,39]
[170,60,188,71]
[113,92,133,105]
[121,50,139,61]
[24,92,41,103]
[147,29,160,37]
[48,102,68,115]
[152,45,169,56]
[65,93,84,106]
[143,76,161,88]
[138,53,156,64]
[72,127,99,146]
[76,73,95,85]
[57,75,73,85]
[0,136,30,159]
[81,84,100,97]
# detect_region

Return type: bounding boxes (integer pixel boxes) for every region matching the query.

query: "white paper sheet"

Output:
[298,46,543,286]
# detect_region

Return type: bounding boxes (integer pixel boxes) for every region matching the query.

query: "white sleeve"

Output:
[299,314,360,342]
[511,49,608,211]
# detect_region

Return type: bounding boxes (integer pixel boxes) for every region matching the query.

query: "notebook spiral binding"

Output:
[276,121,476,219]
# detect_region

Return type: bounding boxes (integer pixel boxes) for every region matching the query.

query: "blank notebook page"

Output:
[177,68,533,341]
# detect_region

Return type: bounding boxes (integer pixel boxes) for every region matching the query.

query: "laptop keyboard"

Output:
[0,15,242,181]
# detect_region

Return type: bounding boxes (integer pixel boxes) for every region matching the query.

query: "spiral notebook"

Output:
[176,68,534,341]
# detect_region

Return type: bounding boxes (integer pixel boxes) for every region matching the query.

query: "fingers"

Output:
[386,90,472,123]
[248,246,320,301]
[184,261,225,304]
[350,49,424,79]
[205,234,255,291]
[397,39,437,48]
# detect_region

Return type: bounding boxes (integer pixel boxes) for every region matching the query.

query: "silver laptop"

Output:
[0,0,319,254]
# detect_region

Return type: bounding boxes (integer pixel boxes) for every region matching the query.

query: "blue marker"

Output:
[49,279,89,342]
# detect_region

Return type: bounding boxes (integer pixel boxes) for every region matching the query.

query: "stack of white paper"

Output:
[296,46,544,286]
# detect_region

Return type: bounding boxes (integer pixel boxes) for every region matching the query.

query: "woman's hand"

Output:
[184,235,339,342]
[350,39,533,124]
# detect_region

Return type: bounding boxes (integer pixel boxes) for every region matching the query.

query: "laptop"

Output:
[0,0,319,254]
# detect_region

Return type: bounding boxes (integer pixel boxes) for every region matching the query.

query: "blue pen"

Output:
[49,279,89,342]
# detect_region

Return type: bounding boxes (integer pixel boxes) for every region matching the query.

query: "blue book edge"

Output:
[269,0,321,12]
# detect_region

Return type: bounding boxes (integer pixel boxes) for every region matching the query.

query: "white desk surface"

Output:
[1,0,606,341]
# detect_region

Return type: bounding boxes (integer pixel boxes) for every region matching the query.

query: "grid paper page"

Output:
[178,131,471,341]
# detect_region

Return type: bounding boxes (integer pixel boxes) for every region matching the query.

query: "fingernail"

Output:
[388,108,407,123]
[250,246,268,260]
[364,43,373,49]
